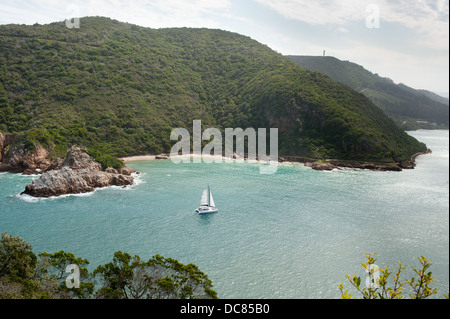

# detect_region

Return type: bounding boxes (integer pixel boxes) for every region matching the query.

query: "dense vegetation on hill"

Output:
[287,55,449,130]
[0,17,427,164]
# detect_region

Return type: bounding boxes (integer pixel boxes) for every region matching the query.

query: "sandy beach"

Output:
[120,153,287,166]
[120,155,157,163]
[120,154,226,163]
[120,153,259,163]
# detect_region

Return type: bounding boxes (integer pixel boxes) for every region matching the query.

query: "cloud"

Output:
[325,40,449,90]
[0,0,233,29]
[380,0,449,49]
[254,0,449,48]
[253,0,368,25]
[253,0,449,27]
[129,0,232,28]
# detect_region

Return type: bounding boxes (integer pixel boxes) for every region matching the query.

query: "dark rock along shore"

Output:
[279,150,432,171]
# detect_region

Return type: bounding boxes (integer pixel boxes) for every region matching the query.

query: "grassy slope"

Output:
[0,17,427,164]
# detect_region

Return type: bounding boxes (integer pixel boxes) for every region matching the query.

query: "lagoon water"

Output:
[0,130,448,298]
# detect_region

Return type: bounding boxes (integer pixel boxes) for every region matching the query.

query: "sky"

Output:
[0,0,449,94]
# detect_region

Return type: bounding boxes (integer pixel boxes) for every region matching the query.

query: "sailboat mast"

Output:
[207,184,210,207]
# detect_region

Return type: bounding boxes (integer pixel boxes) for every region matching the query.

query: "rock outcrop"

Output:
[304,160,406,171]
[0,133,14,162]
[0,134,62,174]
[305,162,336,171]
[21,167,134,197]
[280,151,436,171]
[21,146,135,198]
[328,161,403,171]
[60,146,102,171]
[281,155,406,171]
[117,167,135,176]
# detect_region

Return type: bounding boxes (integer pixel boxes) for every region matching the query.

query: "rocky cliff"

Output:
[0,133,62,174]
[20,146,135,198]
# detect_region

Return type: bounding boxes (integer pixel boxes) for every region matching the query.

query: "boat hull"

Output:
[196,207,218,214]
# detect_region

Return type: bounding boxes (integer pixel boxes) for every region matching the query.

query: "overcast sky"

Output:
[1,0,448,94]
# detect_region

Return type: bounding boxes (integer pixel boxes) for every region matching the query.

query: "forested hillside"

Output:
[0,17,427,166]
[287,55,449,130]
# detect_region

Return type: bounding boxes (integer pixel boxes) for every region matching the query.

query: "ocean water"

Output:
[0,130,448,299]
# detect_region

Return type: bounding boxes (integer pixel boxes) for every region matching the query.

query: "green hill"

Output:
[0,17,427,166]
[286,55,449,130]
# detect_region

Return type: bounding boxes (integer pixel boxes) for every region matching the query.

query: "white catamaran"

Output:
[195,184,218,214]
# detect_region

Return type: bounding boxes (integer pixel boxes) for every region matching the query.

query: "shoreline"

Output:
[120,155,157,163]
[119,151,432,171]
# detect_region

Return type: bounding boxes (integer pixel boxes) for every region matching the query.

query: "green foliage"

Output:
[0,17,427,163]
[339,253,441,299]
[0,232,42,298]
[0,232,36,283]
[16,128,55,152]
[87,148,124,169]
[0,232,217,299]
[94,251,217,299]
[37,250,94,298]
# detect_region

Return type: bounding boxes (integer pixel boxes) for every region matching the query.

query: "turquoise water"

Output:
[0,130,448,298]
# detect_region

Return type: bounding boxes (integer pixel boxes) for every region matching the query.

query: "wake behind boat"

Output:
[195,184,218,214]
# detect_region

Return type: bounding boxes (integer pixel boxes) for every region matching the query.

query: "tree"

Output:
[0,232,36,281]
[0,232,39,298]
[37,250,94,298]
[1,233,217,299]
[94,251,218,299]
[338,253,441,299]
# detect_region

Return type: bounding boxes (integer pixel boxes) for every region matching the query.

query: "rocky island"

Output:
[14,145,135,198]
[22,146,134,197]
[1,132,136,197]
